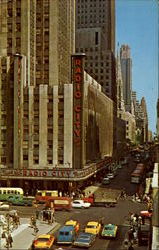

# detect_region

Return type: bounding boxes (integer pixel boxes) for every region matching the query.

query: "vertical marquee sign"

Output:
[72,54,85,169]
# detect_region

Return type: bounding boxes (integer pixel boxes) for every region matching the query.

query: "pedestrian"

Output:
[7,234,13,248]
[138,216,142,225]
[48,210,51,224]
[36,210,39,220]
[130,213,134,224]
[30,216,34,227]
[99,217,104,227]
[128,243,134,250]
[141,216,145,225]
[123,238,129,248]
[133,230,138,244]
[2,231,6,238]
[51,212,55,223]
[128,228,134,244]
[134,213,139,222]
[132,194,136,202]
[16,215,20,226]
[30,215,36,228]
[43,210,47,221]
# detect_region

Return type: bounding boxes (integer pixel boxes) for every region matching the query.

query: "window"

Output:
[46,192,51,196]
[95,32,98,45]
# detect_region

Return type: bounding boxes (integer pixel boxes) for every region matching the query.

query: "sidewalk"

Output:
[1,218,60,250]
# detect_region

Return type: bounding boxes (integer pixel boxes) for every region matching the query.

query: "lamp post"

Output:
[65,162,71,194]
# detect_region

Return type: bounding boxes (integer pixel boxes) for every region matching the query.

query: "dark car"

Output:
[73,232,96,248]
[8,196,33,206]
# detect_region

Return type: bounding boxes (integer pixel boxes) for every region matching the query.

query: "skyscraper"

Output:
[140,97,148,142]
[120,45,132,113]
[116,53,125,116]
[75,0,116,100]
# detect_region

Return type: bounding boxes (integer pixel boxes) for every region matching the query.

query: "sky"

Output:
[116,0,158,134]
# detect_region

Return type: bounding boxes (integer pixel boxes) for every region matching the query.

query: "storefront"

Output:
[0,157,112,195]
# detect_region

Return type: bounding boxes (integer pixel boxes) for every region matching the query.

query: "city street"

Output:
[9,155,148,250]
[0,1,157,249]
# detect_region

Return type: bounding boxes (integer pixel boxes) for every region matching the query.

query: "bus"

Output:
[131,164,145,184]
[35,190,58,203]
[0,187,24,201]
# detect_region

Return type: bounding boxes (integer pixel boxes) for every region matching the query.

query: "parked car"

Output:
[31,234,55,249]
[73,232,96,248]
[8,196,33,206]
[71,200,91,208]
[65,220,80,233]
[84,221,101,236]
[56,225,76,244]
[0,202,10,211]
[101,224,118,238]
[107,173,114,179]
[117,164,122,169]
[102,177,110,185]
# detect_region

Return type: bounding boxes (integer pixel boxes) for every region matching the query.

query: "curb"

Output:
[48,222,61,234]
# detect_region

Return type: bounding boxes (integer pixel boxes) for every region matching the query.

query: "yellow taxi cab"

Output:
[32,234,55,249]
[84,221,101,236]
[65,220,80,233]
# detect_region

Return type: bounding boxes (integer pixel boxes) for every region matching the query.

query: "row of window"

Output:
[77,18,105,24]
[0,190,20,195]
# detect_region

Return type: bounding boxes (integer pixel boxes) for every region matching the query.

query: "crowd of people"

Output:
[30,207,55,234]
[1,211,19,248]
[124,211,150,250]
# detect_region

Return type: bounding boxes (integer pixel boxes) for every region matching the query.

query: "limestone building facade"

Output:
[0,1,113,191]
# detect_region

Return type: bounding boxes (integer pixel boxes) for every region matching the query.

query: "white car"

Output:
[72,200,91,208]
[107,173,114,179]
[0,202,10,211]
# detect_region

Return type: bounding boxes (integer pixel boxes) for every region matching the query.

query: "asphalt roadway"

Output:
[9,155,148,250]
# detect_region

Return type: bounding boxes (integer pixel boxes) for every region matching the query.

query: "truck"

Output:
[57,225,76,244]
[83,186,121,207]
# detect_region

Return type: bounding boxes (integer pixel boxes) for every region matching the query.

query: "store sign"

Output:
[0,158,112,181]
[72,54,85,169]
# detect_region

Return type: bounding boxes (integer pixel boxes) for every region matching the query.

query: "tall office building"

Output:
[132,91,149,143]
[75,0,116,100]
[120,45,132,113]
[0,0,75,85]
[116,53,125,116]
[0,0,75,186]
[140,97,148,142]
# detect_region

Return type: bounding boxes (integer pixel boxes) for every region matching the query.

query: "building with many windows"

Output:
[132,91,149,144]
[120,45,132,113]
[75,0,116,101]
[0,0,113,192]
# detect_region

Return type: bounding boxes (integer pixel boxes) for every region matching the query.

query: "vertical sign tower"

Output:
[72,54,85,169]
